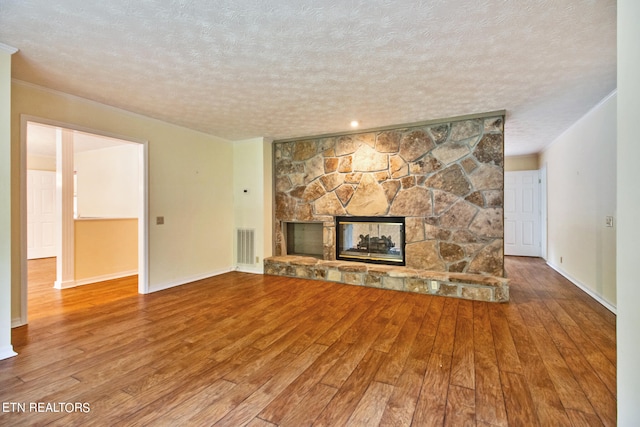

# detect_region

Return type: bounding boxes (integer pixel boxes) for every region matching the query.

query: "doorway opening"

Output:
[18,116,149,327]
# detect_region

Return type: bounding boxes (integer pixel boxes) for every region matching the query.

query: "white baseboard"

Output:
[149,267,235,293]
[54,270,138,289]
[236,264,264,274]
[74,270,138,288]
[546,262,617,314]
[54,279,76,289]
[0,345,17,360]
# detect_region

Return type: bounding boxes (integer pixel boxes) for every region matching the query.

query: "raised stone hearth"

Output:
[264,255,508,303]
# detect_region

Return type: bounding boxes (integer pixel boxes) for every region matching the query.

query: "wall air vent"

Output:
[236,228,255,265]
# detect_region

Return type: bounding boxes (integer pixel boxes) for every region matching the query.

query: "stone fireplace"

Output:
[267,112,508,302]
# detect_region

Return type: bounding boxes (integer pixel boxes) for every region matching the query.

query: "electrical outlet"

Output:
[430,280,438,291]
[156,216,164,225]
[605,216,614,227]
[256,256,260,263]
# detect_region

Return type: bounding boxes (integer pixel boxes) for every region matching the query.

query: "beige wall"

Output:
[10,81,235,322]
[75,219,137,281]
[540,92,616,308]
[504,154,538,171]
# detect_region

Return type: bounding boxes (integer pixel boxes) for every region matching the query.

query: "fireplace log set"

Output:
[355,234,396,254]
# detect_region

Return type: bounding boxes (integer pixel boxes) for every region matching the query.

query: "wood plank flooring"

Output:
[0,256,616,426]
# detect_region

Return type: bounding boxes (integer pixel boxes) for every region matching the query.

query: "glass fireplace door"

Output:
[336,216,405,266]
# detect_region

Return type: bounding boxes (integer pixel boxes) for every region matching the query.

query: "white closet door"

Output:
[27,170,57,259]
[504,170,541,257]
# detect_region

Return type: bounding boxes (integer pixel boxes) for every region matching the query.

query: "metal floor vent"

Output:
[237,228,255,265]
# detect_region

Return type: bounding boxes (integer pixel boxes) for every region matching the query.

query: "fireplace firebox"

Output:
[285,222,323,258]
[336,216,405,266]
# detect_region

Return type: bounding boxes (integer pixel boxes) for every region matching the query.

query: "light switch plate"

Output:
[605,216,614,227]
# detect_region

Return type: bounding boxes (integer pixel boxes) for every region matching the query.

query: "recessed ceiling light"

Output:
[350,120,359,128]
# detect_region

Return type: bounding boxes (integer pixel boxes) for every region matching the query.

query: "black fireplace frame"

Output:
[335,216,406,266]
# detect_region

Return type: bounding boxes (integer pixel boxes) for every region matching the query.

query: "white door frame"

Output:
[540,163,548,260]
[18,115,149,327]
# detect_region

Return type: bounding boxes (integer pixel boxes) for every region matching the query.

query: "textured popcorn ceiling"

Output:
[0,0,616,155]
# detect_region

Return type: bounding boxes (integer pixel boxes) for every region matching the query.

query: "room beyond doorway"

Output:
[18,117,149,327]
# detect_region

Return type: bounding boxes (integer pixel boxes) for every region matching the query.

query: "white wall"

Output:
[618,0,640,422]
[75,144,139,218]
[0,47,17,360]
[540,92,617,310]
[232,137,273,273]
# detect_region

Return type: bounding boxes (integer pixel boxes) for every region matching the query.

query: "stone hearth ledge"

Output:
[264,255,508,302]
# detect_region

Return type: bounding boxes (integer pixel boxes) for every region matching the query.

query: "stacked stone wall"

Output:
[274,115,505,277]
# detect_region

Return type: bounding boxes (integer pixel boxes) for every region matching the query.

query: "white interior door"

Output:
[27,170,57,259]
[504,170,541,257]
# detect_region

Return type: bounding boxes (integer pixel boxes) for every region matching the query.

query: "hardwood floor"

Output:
[0,257,616,426]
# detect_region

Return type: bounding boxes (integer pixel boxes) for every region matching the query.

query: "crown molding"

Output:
[0,43,18,54]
